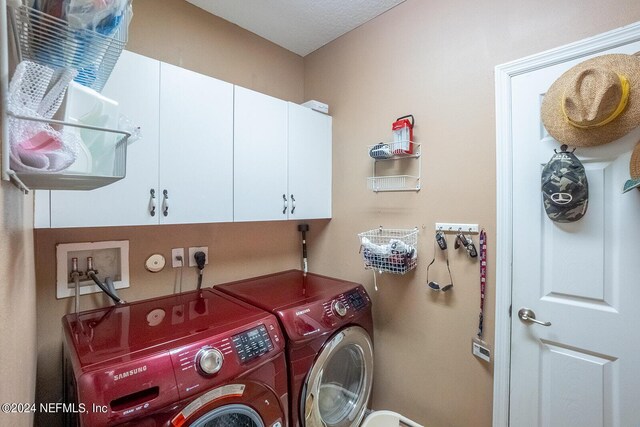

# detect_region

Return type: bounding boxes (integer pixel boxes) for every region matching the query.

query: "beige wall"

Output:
[127,0,304,103]
[0,183,36,427]
[26,1,640,427]
[303,0,640,426]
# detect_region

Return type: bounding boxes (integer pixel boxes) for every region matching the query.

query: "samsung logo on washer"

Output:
[113,365,147,381]
[295,308,311,316]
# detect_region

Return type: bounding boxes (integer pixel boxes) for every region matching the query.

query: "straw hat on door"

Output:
[541,54,640,147]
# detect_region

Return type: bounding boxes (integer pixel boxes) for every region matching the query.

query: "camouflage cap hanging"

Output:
[541,145,589,222]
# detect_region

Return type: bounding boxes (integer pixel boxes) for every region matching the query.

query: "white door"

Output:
[233,86,288,222]
[510,42,640,426]
[159,63,233,224]
[288,102,332,220]
[48,51,160,227]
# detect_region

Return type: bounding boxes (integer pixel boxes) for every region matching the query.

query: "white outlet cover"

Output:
[172,248,185,268]
[188,246,209,267]
[56,240,130,299]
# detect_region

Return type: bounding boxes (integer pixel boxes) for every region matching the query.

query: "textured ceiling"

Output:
[185,0,406,57]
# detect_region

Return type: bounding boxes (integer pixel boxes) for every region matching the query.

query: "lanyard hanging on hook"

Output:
[477,229,487,339]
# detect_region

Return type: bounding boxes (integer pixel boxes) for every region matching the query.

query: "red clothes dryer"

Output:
[62,289,288,427]
[217,270,374,427]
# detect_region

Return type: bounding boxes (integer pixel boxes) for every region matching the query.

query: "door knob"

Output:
[518,308,551,326]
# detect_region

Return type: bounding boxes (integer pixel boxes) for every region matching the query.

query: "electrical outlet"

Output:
[188,246,209,267]
[172,248,185,268]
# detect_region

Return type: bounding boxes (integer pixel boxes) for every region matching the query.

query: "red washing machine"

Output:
[217,270,374,427]
[62,289,288,427]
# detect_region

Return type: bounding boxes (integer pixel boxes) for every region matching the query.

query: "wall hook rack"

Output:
[435,222,479,234]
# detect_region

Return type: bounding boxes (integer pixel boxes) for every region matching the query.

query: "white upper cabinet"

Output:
[233,86,289,222]
[287,102,332,219]
[46,50,161,228]
[38,51,234,228]
[158,62,234,224]
[233,87,333,222]
[35,52,332,228]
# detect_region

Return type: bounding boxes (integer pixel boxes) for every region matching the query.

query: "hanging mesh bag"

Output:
[7,60,81,173]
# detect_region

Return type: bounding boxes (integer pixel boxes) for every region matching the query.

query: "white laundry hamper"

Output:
[361,410,424,427]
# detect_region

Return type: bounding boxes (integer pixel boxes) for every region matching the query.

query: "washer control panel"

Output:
[170,319,282,400]
[232,325,274,364]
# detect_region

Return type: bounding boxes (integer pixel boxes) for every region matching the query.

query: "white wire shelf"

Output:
[6,113,130,192]
[367,175,420,192]
[9,4,129,92]
[1,1,132,193]
[367,141,421,192]
[358,227,418,274]
[368,141,420,160]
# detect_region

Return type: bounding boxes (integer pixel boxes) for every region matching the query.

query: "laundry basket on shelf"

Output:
[361,410,424,427]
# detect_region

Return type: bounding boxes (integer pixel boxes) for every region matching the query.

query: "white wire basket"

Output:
[9,4,129,92]
[7,113,130,190]
[358,227,418,274]
[367,175,420,192]
[367,141,419,159]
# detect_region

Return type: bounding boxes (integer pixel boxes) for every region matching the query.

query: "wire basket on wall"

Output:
[9,4,129,92]
[358,227,418,274]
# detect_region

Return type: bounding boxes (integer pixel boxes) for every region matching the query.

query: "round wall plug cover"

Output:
[145,253,166,273]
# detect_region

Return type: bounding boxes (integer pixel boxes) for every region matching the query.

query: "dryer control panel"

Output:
[232,324,274,363]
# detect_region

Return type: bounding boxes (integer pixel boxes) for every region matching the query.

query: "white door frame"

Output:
[493,21,640,427]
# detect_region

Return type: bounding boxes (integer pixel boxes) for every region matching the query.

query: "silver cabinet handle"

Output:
[282,194,288,215]
[291,194,296,214]
[518,308,551,326]
[162,189,169,217]
[149,189,156,217]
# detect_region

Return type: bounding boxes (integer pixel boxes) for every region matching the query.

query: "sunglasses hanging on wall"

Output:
[427,230,454,292]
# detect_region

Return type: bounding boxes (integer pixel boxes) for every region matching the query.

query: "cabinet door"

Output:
[158,63,233,224]
[288,103,332,219]
[48,51,160,228]
[234,86,288,222]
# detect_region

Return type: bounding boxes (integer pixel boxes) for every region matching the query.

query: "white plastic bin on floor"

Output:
[361,410,424,427]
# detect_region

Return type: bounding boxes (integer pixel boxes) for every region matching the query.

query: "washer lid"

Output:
[63,289,272,367]
[302,326,374,427]
[217,270,363,311]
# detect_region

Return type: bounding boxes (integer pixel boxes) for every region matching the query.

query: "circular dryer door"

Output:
[189,404,265,427]
[302,326,374,427]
